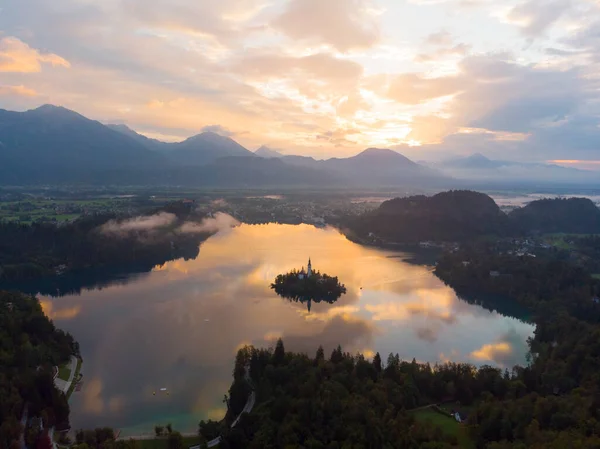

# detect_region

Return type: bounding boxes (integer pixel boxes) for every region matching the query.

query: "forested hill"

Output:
[0,291,77,447]
[345,190,511,243]
[509,197,600,233]
[0,202,213,286]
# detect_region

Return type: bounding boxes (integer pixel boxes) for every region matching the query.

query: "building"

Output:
[297,258,313,279]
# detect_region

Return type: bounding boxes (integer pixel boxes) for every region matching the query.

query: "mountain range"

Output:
[0,105,597,188]
[0,105,447,188]
[428,153,598,184]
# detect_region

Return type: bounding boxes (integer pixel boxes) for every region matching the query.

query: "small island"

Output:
[271,258,347,311]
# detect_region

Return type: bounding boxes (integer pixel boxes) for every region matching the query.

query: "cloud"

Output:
[424,31,454,46]
[121,0,268,43]
[0,85,38,97]
[0,37,70,72]
[178,213,240,234]
[506,0,573,37]
[272,0,381,52]
[388,73,463,105]
[100,212,177,235]
[1,0,600,161]
[414,43,471,63]
[201,124,236,137]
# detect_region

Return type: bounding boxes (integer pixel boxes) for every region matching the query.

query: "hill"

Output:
[510,197,600,233]
[346,190,511,243]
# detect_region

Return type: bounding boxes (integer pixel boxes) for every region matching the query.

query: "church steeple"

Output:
[307,257,312,276]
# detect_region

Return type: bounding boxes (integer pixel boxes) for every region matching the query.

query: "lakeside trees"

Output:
[271,271,346,309]
[0,291,77,448]
[0,202,212,287]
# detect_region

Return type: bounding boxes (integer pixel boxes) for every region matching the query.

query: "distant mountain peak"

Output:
[447,153,502,170]
[30,104,81,119]
[359,148,399,156]
[186,131,232,143]
[468,152,491,161]
[34,104,64,112]
[255,146,284,158]
[353,148,416,165]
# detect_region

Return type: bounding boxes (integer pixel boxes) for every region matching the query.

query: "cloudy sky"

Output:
[1,0,600,168]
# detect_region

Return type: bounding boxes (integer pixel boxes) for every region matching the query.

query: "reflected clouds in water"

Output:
[40,224,534,435]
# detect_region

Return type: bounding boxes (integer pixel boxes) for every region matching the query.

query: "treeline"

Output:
[433,246,600,447]
[0,291,78,449]
[201,341,536,448]
[0,202,210,285]
[435,243,600,323]
[202,333,600,448]
[344,191,600,244]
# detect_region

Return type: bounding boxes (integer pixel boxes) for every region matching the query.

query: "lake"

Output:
[39,224,534,436]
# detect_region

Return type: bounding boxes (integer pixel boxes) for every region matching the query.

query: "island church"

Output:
[297,258,312,279]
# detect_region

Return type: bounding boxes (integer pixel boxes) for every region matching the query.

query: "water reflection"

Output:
[40,224,534,436]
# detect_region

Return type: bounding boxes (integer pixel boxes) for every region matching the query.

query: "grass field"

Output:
[57,364,71,381]
[412,407,474,448]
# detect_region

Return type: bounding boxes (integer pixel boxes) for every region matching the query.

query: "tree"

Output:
[165,423,172,435]
[330,345,343,364]
[315,346,325,364]
[373,352,382,373]
[274,338,285,366]
[154,425,164,437]
[167,431,183,449]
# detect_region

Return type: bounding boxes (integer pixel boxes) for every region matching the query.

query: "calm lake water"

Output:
[39,224,534,436]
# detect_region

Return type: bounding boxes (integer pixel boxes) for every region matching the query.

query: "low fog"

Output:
[99,211,239,238]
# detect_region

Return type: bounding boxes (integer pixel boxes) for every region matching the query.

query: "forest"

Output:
[0,201,211,285]
[0,291,78,449]
[345,192,600,244]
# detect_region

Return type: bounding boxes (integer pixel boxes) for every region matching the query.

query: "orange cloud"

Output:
[0,37,70,72]
[388,73,463,105]
[272,0,381,52]
[0,85,38,97]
